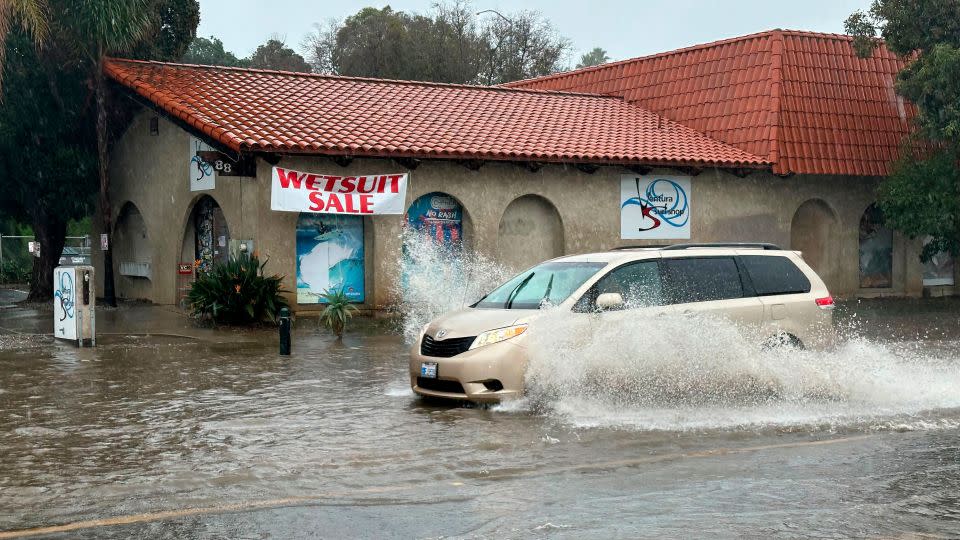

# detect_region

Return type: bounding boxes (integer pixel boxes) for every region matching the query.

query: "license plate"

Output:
[420,362,438,379]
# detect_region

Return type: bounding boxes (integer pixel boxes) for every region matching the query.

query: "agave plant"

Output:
[188,254,288,325]
[319,288,358,338]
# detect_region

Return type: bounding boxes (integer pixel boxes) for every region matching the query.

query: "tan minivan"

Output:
[409,243,836,403]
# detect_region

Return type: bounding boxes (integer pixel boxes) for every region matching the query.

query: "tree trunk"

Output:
[27,213,67,301]
[95,54,116,307]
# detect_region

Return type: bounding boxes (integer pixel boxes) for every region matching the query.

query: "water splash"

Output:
[519,309,960,431]
[393,237,960,432]
[393,229,514,343]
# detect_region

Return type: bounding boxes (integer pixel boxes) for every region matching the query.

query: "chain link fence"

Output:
[0,235,91,286]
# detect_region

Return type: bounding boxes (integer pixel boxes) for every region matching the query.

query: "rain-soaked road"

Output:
[1,297,960,538]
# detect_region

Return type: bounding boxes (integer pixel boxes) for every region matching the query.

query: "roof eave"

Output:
[243,145,770,171]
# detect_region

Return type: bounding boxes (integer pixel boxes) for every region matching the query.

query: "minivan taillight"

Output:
[815,296,835,310]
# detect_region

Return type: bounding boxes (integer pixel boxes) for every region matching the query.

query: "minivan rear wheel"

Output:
[762,332,804,351]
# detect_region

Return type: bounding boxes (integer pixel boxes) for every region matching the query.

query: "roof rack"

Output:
[661,242,781,250]
[609,245,670,251]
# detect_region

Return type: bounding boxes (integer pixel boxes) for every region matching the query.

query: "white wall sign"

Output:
[620,174,691,240]
[189,136,216,191]
[271,166,408,215]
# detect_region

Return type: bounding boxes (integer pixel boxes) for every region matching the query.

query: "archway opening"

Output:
[497,194,564,272]
[859,203,893,288]
[295,213,365,304]
[180,195,231,275]
[113,202,153,299]
[790,199,838,282]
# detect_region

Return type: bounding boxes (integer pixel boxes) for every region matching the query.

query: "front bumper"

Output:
[409,338,528,403]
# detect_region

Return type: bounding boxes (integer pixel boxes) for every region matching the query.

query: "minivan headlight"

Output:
[470,324,528,350]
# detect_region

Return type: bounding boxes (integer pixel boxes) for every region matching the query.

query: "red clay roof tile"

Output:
[507,29,913,176]
[104,58,765,169]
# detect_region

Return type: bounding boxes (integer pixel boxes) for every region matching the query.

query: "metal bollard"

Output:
[279,307,291,355]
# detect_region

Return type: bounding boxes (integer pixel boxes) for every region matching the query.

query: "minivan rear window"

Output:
[662,257,743,304]
[741,255,811,296]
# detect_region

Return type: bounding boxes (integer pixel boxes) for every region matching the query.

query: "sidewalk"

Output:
[0,298,275,346]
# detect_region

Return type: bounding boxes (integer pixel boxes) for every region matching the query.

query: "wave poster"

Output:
[296,214,365,303]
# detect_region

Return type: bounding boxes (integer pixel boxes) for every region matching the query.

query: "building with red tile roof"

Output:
[96,30,951,312]
[104,58,766,170]
[506,29,914,177]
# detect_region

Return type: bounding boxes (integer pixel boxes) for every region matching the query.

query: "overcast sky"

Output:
[197,0,871,64]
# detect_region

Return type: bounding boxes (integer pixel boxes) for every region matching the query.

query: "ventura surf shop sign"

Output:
[271,167,408,215]
[620,174,691,239]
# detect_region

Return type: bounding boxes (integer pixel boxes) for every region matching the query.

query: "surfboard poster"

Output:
[295,213,365,304]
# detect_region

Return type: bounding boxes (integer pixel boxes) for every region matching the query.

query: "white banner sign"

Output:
[620,174,691,239]
[271,167,408,215]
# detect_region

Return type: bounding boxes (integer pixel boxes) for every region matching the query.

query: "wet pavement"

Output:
[1,298,959,538]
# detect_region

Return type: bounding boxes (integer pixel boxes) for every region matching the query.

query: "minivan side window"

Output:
[574,261,661,312]
[741,255,811,296]
[662,257,743,304]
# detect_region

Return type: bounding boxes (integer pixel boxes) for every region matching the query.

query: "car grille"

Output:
[420,334,475,358]
[416,377,466,394]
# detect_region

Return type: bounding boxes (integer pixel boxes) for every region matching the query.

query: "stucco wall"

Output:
[100,110,930,310]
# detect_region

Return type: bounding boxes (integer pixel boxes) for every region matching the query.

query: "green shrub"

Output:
[188,254,288,325]
[319,288,358,338]
[0,258,31,284]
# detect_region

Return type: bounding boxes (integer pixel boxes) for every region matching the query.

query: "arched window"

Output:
[922,237,955,286]
[406,192,465,246]
[859,203,892,288]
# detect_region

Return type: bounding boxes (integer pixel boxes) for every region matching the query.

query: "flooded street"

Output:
[2,298,960,538]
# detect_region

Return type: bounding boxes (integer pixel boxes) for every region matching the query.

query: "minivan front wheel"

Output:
[762,332,804,351]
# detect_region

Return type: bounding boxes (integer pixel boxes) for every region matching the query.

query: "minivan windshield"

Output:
[474,261,606,309]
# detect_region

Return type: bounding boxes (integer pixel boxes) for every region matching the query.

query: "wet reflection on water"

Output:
[0,300,959,537]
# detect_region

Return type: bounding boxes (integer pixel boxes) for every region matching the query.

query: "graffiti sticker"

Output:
[53,267,77,340]
[189,136,216,192]
[620,175,691,239]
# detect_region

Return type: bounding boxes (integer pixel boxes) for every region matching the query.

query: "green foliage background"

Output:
[847,0,960,261]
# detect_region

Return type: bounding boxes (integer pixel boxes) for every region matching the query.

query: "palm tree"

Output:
[66,0,152,306]
[0,0,49,90]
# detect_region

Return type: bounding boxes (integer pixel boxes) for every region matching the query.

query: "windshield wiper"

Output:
[505,272,535,309]
[540,274,554,306]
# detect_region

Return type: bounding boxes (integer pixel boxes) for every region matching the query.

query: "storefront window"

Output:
[406,192,463,246]
[296,214,365,303]
[922,237,955,286]
[859,204,893,288]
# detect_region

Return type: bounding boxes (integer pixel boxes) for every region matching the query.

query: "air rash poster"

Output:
[296,214,364,303]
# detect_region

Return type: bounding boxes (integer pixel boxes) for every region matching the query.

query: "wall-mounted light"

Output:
[149,116,159,136]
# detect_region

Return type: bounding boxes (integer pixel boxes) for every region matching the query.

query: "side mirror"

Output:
[596,292,624,310]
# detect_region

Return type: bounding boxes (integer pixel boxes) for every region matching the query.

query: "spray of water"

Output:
[395,238,960,431]
[393,229,514,344]
[518,309,960,430]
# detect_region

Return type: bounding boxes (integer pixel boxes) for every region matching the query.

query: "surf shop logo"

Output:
[622,178,689,232]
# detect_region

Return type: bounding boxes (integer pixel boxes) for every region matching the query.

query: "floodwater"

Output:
[1,298,960,538]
